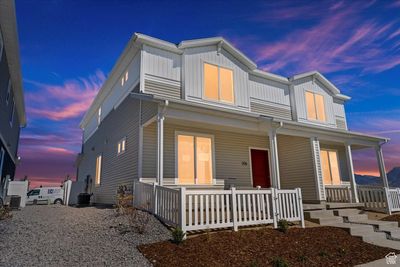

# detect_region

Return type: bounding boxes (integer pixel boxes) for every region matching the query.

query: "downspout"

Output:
[157,100,169,186]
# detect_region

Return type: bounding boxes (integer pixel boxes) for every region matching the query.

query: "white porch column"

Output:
[269,129,281,189]
[344,143,359,203]
[157,114,164,186]
[376,145,389,188]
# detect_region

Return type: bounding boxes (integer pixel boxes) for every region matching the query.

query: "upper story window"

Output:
[121,71,128,86]
[305,91,326,122]
[97,107,101,125]
[117,137,126,155]
[203,63,234,104]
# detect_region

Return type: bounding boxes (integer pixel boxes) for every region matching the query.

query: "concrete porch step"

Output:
[333,208,363,216]
[304,210,334,219]
[307,216,343,225]
[326,202,365,209]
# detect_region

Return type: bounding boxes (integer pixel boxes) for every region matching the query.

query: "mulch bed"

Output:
[138,227,398,267]
[381,214,400,226]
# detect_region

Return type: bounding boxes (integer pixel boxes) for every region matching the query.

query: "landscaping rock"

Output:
[0,205,170,266]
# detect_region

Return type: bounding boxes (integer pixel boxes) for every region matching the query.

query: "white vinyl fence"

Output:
[357,185,400,214]
[325,185,352,203]
[134,181,304,233]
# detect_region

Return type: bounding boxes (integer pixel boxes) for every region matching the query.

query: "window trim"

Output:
[95,154,102,186]
[174,131,216,185]
[117,137,127,155]
[202,61,235,105]
[320,148,342,185]
[305,90,326,122]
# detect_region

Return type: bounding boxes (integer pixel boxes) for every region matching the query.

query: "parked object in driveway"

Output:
[27,187,64,205]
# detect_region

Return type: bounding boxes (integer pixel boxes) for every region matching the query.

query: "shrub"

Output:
[318,250,328,257]
[0,207,12,220]
[277,219,289,233]
[116,185,134,216]
[172,227,185,244]
[271,257,288,267]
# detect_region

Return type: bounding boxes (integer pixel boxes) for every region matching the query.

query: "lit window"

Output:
[95,154,102,186]
[177,134,213,185]
[125,71,128,82]
[204,63,234,103]
[305,91,326,121]
[121,71,128,86]
[121,77,124,86]
[9,98,15,126]
[321,149,341,185]
[117,137,126,155]
[97,107,101,125]
[6,79,11,105]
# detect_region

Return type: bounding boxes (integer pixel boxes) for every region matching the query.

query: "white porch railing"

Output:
[356,185,399,214]
[387,188,400,213]
[325,185,352,203]
[134,181,305,233]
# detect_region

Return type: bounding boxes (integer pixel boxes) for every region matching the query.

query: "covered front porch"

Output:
[136,95,396,214]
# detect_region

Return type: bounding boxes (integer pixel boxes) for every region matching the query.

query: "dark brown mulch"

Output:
[381,214,400,226]
[138,227,398,267]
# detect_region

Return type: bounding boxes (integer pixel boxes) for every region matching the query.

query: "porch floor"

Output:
[303,202,365,211]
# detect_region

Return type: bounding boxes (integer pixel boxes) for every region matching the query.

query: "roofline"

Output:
[179,37,257,70]
[250,69,290,84]
[79,36,139,127]
[290,71,351,101]
[0,0,26,126]
[134,33,182,54]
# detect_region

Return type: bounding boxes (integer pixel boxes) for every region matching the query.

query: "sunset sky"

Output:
[14,0,400,187]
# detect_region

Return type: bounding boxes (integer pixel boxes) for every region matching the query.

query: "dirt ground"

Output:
[139,226,398,267]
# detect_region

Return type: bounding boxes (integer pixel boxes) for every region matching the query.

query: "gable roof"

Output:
[80,34,351,128]
[290,71,351,101]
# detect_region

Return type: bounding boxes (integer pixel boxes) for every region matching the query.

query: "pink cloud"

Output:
[235,2,400,75]
[25,70,105,121]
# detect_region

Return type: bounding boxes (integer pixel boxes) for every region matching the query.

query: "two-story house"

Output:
[77,33,389,205]
[0,0,26,206]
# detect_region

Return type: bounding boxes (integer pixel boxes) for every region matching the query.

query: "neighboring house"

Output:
[77,33,389,205]
[0,0,26,205]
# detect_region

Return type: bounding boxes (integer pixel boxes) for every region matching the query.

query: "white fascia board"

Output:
[0,0,26,126]
[334,93,351,101]
[179,37,257,70]
[291,71,341,95]
[273,118,389,143]
[134,33,182,54]
[251,69,290,84]
[80,37,139,128]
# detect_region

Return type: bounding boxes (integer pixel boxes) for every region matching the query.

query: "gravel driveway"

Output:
[0,205,170,266]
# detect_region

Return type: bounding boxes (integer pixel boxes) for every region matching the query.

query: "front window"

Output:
[177,133,213,185]
[95,155,102,186]
[204,63,234,104]
[305,91,326,121]
[321,149,341,185]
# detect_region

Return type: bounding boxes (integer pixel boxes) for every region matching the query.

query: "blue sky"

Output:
[14,0,400,186]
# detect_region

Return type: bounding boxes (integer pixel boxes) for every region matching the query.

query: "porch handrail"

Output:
[134,181,305,234]
[325,185,352,203]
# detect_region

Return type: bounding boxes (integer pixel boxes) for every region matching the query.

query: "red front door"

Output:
[250,149,271,188]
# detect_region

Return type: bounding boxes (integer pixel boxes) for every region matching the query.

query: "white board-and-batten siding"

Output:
[142,122,270,188]
[78,97,140,204]
[293,77,337,128]
[183,45,250,110]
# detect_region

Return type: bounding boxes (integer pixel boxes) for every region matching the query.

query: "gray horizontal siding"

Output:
[78,97,140,204]
[141,101,158,125]
[142,122,269,188]
[250,99,292,120]
[144,74,181,100]
[278,134,318,202]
